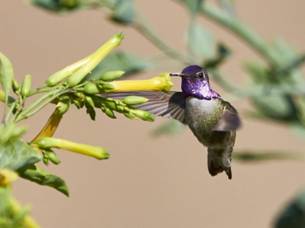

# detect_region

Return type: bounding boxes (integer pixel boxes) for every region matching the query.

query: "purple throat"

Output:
[179,65,220,100]
[181,78,220,100]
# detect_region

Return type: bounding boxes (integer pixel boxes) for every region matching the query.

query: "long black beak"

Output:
[169,72,189,77]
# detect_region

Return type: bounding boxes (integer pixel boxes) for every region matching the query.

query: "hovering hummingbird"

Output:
[109,65,241,179]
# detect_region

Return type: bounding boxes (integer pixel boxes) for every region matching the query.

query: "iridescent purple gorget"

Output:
[179,65,220,100]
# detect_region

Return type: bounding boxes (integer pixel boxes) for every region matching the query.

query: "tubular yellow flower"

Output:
[67,33,124,87]
[46,56,89,87]
[36,137,109,160]
[0,169,18,187]
[31,102,68,143]
[105,73,173,92]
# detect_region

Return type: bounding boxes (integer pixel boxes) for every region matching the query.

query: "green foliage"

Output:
[20,167,69,197]
[0,188,31,228]
[110,0,135,24]
[152,120,185,137]
[274,189,305,228]
[32,0,81,11]
[8,0,305,227]
[0,33,169,203]
[187,22,217,63]
[233,150,303,163]
[0,52,14,105]
[0,139,41,171]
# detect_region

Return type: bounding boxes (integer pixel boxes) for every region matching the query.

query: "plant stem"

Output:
[15,89,66,122]
[186,2,281,65]
[132,15,191,65]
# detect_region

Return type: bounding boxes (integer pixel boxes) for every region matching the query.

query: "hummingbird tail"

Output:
[207,147,232,179]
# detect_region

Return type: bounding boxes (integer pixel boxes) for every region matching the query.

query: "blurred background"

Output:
[1,0,305,227]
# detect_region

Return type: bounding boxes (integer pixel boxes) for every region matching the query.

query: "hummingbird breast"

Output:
[184,97,231,147]
[185,97,236,179]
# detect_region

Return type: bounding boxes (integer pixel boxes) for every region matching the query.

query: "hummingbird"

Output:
[108,65,241,179]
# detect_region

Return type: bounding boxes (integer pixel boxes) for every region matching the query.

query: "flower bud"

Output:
[102,107,116,119]
[130,109,155,121]
[98,70,125,81]
[46,151,61,165]
[12,79,20,92]
[122,96,148,105]
[21,74,32,98]
[85,96,95,108]
[67,33,124,87]
[84,82,99,94]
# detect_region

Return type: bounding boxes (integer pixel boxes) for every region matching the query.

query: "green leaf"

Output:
[0,52,14,105]
[19,166,69,196]
[86,51,150,81]
[233,150,303,163]
[110,0,135,24]
[32,0,81,12]
[204,43,231,69]
[152,120,185,137]
[243,61,269,83]
[178,0,204,15]
[187,22,216,62]
[0,140,41,171]
[274,189,305,228]
[250,95,297,122]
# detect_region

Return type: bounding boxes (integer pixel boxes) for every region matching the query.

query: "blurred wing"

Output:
[213,99,241,131]
[104,91,186,123]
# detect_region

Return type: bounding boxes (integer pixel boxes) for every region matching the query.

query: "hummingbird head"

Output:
[170,65,220,100]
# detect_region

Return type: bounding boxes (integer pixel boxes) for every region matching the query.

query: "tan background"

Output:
[1,1,305,227]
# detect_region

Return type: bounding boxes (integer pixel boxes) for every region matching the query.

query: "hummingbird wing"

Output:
[104,91,186,123]
[213,99,241,132]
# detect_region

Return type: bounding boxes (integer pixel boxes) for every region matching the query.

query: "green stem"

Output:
[132,15,191,65]
[4,102,17,123]
[15,89,66,122]
[192,2,280,65]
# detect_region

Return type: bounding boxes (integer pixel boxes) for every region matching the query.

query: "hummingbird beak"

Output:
[169,72,189,78]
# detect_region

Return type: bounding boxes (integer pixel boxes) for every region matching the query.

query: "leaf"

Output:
[187,22,216,62]
[86,51,150,81]
[250,95,297,122]
[204,43,231,69]
[0,140,41,171]
[110,0,135,24]
[0,52,14,104]
[233,150,303,163]
[151,120,185,137]
[19,166,69,196]
[84,101,96,120]
[274,189,305,228]
[243,61,269,83]
[32,0,81,12]
[178,0,204,15]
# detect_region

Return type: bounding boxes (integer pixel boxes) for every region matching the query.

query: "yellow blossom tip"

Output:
[0,169,18,186]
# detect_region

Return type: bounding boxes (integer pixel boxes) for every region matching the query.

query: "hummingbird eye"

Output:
[197,72,205,79]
